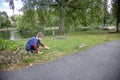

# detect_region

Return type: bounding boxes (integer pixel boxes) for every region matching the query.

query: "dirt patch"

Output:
[0,46,30,71]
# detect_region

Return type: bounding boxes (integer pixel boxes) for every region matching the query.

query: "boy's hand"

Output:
[45,46,50,49]
[38,51,43,54]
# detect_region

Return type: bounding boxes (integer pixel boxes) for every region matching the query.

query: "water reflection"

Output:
[0,30,20,40]
[10,31,18,40]
[0,30,36,40]
[0,29,59,40]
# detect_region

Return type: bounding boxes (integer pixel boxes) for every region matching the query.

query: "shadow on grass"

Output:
[108,31,119,34]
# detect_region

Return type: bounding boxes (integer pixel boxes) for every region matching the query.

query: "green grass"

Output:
[6,30,120,70]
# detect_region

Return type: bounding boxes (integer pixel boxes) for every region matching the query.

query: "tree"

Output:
[0,11,7,28]
[112,0,120,32]
[0,11,11,28]
[16,9,36,32]
[10,15,17,27]
[6,0,68,35]
[56,0,69,35]
[6,0,109,34]
[3,19,12,27]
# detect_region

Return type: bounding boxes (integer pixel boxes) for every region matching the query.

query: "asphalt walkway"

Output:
[0,40,120,80]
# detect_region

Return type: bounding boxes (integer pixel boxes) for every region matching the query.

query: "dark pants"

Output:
[26,46,35,53]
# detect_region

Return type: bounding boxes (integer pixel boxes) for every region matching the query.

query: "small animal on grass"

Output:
[77,44,85,49]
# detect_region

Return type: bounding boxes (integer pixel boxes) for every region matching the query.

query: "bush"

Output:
[0,38,17,51]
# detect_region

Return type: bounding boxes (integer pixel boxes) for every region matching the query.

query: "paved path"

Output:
[0,40,120,80]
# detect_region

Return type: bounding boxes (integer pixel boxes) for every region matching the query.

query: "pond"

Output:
[0,30,35,40]
[0,29,59,40]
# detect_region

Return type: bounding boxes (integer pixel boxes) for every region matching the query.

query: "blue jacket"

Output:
[26,37,40,50]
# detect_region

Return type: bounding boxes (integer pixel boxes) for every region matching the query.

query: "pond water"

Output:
[0,30,36,40]
[0,29,59,40]
[0,31,10,39]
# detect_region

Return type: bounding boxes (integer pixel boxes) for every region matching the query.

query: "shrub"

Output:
[0,38,17,51]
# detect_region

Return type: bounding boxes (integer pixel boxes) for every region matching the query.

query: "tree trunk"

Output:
[116,0,120,33]
[59,1,66,35]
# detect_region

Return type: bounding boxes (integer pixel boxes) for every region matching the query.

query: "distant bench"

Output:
[99,26,116,30]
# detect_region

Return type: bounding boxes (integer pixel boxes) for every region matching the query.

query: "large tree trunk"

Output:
[59,1,66,35]
[116,0,120,33]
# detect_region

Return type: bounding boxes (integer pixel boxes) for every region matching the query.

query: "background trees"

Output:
[5,0,119,34]
[0,11,11,28]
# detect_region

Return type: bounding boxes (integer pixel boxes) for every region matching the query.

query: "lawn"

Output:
[1,30,120,70]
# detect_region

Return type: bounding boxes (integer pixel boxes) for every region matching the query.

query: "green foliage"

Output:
[112,0,117,18]
[0,38,17,51]
[6,0,113,33]
[17,9,36,32]
[65,0,108,27]
[0,11,11,28]
[10,15,18,27]
[10,15,17,22]
[2,19,12,27]
[20,0,109,30]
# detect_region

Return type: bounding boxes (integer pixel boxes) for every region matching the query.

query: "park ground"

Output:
[0,30,120,71]
[0,37,120,80]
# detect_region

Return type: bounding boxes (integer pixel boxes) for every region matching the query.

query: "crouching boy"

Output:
[26,32,49,54]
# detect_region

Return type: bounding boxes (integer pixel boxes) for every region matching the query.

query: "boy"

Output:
[26,32,49,54]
